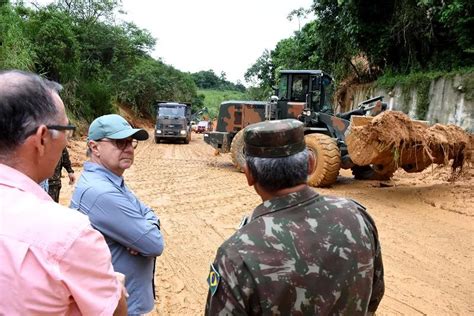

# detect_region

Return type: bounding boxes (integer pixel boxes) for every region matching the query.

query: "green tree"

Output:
[247,0,473,95]
[1,0,207,124]
[191,70,220,89]
[75,79,115,121]
[287,7,310,31]
[117,58,200,117]
[337,0,473,72]
[56,0,122,24]
[437,0,474,52]
[0,2,35,70]
[191,69,245,92]
[244,49,274,87]
[26,6,80,82]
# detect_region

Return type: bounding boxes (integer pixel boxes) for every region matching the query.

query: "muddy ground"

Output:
[60,133,473,315]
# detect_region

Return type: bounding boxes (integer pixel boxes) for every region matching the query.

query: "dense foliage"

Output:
[191,70,246,92]
[0,0,205,122]
[2,0,472,122]
[246,0,474,94]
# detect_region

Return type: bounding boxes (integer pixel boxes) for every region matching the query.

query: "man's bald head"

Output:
[0,70,62,154]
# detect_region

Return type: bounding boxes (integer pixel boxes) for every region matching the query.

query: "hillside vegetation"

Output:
[198,89,248,119]
[0,0,203,123]
[246,0,473,106]
[2,0,472,125]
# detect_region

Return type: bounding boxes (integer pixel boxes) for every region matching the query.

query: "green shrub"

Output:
[76,80,114,121]
[0,3,35,70]
[198,89,248,119]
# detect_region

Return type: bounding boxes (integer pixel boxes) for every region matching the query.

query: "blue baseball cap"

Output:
[88,114,149,141]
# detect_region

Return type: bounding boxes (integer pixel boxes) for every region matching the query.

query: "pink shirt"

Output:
[0,164,121,315]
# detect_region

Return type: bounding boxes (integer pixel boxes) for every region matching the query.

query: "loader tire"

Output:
[305,134,341,187]
[352,163,396,180]
[230,129,245,172]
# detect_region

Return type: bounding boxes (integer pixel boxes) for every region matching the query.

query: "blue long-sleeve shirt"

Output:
[70,162,164,314]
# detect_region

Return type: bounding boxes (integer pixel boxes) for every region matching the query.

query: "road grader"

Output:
[204,69,471,187]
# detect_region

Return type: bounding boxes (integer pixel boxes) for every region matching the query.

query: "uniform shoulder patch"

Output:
[207,263,221,296]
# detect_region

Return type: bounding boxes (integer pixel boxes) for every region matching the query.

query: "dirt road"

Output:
[61,133,473,315]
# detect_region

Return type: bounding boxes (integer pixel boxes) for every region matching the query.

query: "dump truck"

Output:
[154,102,192,144]
[204,69,472,187]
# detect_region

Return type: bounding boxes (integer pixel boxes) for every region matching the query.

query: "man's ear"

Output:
[243,164,255,187]
[88,140,100,157]
[307,150,316,175]
[32,125,49,157]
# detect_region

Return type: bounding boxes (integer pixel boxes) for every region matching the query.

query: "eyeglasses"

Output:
[47,124,76,139]
[24,124,76,139]
[98,138,138,150]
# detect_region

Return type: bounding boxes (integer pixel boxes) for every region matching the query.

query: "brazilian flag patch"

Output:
[207,263,221,296]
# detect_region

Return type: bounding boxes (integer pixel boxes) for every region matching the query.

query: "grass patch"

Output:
[199,89,248,119]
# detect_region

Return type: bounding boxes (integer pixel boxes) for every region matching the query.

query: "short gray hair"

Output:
[0,70,63,154]
[245,149,309,191]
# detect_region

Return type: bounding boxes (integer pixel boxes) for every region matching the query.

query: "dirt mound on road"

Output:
[346,111,471,174]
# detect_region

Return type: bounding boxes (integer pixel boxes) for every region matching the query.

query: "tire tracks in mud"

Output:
[61,134,473,316]
[324,171,474,316]
[126,134,259,315]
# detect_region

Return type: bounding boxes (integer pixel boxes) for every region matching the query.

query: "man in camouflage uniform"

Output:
[205,119,384,315]
[48,147,75,202]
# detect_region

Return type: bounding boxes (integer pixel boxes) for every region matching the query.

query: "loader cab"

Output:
[278,70,334,114]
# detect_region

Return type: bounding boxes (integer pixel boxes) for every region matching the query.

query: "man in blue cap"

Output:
[70,114,164,315]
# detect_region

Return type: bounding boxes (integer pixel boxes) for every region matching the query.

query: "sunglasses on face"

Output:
[98,138,139,150]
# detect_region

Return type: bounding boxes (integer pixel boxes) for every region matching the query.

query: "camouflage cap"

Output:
[244,119,305,158]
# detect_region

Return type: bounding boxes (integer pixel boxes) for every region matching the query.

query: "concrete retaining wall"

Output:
[346,74,473,131]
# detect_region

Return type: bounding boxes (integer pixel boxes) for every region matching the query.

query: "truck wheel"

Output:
[305,134,341,187]
[352,163,397,180]
[230,129,246,172]
[155,136,160,144]
[184,134,190,144]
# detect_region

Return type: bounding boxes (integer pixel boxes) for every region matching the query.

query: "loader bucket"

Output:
[349,115,375,128]
[350,115,429,128]
[346,111,471,175]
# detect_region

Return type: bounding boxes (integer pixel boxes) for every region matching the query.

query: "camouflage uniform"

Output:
[205,119,384,315]
[48,148,74,202]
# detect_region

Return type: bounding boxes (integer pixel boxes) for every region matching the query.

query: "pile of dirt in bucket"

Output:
[346,111,472,175]
[426,124,472,168]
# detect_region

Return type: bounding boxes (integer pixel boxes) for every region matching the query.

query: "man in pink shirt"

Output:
[0,70,127,315]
